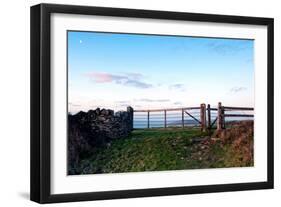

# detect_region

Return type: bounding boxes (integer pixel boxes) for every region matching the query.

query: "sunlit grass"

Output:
[74,127,253,174]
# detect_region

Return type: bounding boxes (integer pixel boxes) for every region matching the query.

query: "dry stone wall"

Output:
[68,107,134,174]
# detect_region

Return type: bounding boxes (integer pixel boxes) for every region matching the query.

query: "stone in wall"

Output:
[68,107,134,174]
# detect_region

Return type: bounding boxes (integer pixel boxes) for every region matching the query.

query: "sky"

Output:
[68,31,254,114]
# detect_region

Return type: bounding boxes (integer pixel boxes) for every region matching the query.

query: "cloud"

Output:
[124,72,143,80]
[85,72,153,89]
[85,72,124,83]
[207,41,249,56]
[115,100,130,104]
[245,57,254,64]
[136,98,170,102]
[119,104,130,107]
[173,101,182,105]
[123,80,153,89]
[169,83,186,92]
[230,87,247,93]
[69,102,81,107]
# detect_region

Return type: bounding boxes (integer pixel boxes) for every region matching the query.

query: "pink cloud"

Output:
[84,71,153,89]
[85,72,113,83]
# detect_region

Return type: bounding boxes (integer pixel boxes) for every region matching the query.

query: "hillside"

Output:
[69,121,253,174]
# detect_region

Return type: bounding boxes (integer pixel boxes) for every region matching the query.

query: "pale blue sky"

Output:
[68,31,254,114]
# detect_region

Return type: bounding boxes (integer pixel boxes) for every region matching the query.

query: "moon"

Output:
[79,40,82,43]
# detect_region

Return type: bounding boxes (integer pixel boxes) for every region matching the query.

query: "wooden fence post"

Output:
[127,106,134,131]
[164,110,167,128]
[200,103,206,132]
[182,109,184,128]
[147,110,150,129]
[222,106,225,129]
[207,104,211,130]
[217,102,222,131]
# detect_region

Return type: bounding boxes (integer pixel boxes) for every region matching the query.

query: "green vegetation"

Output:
[75,127,253,175]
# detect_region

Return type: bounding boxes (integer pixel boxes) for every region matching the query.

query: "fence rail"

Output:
[224,114,254,117]
[223,106,254,111]
[133,102,254,131]
[217,102,254,130]
[134,107,200,112]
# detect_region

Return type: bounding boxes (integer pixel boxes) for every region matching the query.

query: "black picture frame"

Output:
[30,3,274,204]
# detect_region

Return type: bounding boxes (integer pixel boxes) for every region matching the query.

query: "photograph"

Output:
[30,3,274,203]
[67,31,255,175]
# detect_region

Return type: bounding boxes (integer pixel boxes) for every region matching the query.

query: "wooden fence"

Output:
[217,102,254,130]
[133,102,254,131]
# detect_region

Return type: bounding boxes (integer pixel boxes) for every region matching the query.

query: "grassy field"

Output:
[74,126,253,175]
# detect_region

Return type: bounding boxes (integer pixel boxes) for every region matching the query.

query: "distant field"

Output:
[72,125,253,175]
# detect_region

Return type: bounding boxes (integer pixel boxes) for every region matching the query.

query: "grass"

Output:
[74,127,253,175]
